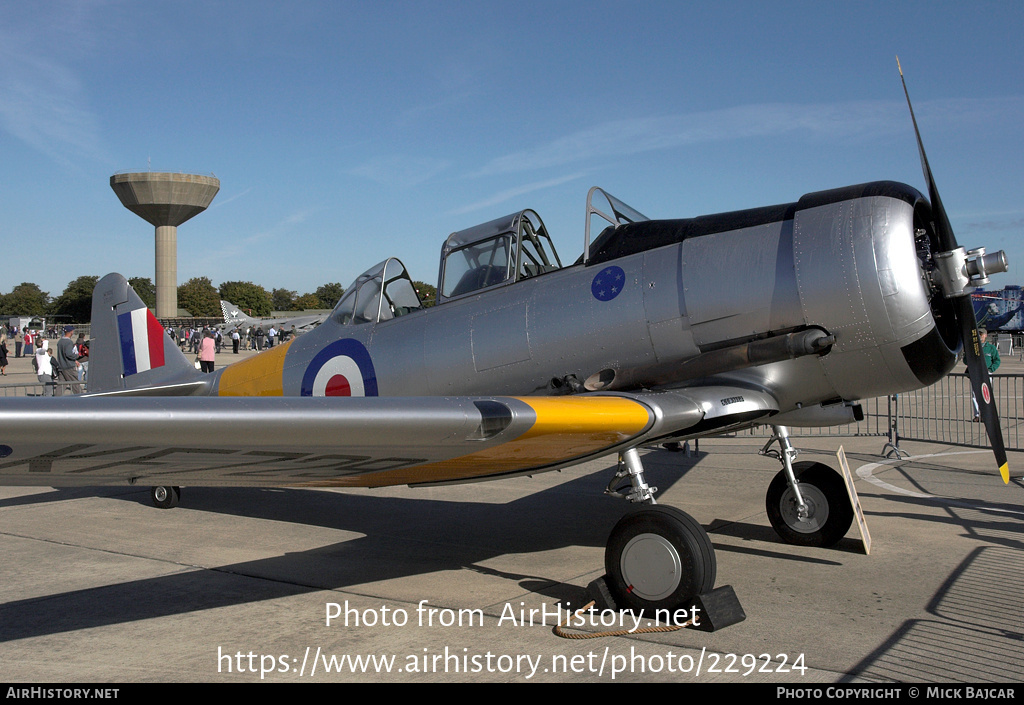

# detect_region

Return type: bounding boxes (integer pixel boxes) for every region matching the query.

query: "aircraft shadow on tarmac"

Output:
[840,545,1024,683]
[0,450,851,642]
[861,491,1024,549]
[847,455,1024,550]
[831,460,1024,683]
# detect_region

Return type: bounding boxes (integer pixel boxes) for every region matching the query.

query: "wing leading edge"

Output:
[0,386,777,489]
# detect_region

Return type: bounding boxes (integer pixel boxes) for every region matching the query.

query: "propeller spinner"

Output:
[898,57,1010,483]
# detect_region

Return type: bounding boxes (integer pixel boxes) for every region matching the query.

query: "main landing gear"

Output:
[761,426,853,547]
[602,447,716,615]
[151,486,181,509]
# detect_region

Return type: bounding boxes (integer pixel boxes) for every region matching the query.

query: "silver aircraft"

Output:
[218,300,326,335]
[0,71,1010,616]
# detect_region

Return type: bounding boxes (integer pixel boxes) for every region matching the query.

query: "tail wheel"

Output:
[605,505,716,616]
[766,462,853,547]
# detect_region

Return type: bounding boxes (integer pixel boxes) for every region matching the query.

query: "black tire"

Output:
[151,486,180,509]
[605,505,716,616]
[766,462,853,547]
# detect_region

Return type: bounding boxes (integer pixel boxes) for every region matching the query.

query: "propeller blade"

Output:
[957,298,1010,483]
[898,56,958,253]
[898,57,1010,483]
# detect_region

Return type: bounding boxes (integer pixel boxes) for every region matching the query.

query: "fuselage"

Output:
[207,181,958,417]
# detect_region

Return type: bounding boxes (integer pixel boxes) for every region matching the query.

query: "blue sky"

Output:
[2,1,1022,299]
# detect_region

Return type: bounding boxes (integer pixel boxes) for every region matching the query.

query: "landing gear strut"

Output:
[602,447,716,614]
[762,426,853,547]
[605,447,658,503]
[151,486,180,509]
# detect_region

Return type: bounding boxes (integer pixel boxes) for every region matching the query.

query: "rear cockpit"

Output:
[436,209,562,305]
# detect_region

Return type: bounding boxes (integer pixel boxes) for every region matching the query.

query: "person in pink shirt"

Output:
[198,330,217,373]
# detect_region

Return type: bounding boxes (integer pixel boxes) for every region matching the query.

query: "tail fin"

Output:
[220,300,254,327]
[88,273,208,396]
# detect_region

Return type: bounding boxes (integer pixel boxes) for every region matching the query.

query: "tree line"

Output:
[0,276,438,322]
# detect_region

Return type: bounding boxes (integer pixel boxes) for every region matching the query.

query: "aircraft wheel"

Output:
[766,462,852,547]
[605,505,716,616]
[151,486,180,509]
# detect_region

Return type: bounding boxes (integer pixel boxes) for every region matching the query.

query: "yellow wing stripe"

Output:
[217,341,293,396]
[322,396,652,488]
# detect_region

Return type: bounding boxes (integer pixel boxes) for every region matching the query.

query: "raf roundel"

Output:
[592,265,626,302]
[300,339,378,397]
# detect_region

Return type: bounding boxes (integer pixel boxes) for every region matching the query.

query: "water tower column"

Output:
[155,224,178,318]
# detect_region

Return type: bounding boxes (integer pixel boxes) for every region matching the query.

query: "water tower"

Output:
[110,172,221,317]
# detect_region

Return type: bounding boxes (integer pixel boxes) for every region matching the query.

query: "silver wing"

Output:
[0,386,777,489]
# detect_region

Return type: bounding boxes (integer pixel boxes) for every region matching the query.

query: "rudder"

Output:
[88,273,207,395]
[220,300,254,328]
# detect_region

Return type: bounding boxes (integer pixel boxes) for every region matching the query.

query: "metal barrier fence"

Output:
[894,372,1023,452]
[763,396,893,439]
[725,373,1023,455]
[26,325,92,340]
[736,396,893,443]
[0,380,88,397]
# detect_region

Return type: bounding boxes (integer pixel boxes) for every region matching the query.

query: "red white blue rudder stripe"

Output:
[117,308,166,376]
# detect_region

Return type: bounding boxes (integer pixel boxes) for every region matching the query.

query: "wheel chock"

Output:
[586,578,744,632]
[586,575,618,611]
[690,585,745,632]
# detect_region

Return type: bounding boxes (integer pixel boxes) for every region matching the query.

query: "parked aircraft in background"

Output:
[218,299,327,335]
[972,293,1024,331]
[0,67,1008,617]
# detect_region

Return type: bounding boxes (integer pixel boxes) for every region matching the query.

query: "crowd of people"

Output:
[0,318,308,398]
[0,324,90,396]
[166,324,296,374]
[165,324,298,357]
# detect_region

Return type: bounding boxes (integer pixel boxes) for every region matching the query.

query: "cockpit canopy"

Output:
[332,189,649,323]
[332,258,422,325]
[436,209,562,305]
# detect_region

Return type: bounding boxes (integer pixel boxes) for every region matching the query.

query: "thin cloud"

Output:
[963,216,1024,232]
[0,9,109,167]
[209,187,253,209]
[199,207,322,274]
[448,173,587,216]
[472,97,1023,177]
[348,155,452,188]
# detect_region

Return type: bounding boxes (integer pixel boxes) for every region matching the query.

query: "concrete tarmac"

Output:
[1,350,1022,683]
